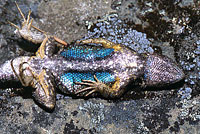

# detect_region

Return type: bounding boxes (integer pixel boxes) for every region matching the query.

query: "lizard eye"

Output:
[144,54,185,86]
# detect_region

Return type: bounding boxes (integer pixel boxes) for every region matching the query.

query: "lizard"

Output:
[0,2,185,109]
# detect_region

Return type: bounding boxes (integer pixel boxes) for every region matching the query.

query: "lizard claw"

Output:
[75,75,102,96]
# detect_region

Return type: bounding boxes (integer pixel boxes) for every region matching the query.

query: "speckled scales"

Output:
[60,71,115,91]
[60,45,114,60]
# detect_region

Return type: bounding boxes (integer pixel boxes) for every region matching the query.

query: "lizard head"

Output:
[144,54,185,87]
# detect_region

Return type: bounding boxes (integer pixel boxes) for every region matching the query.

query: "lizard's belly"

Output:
[58,71,116,94]
[52,43,140,95]
[60,44,115,61]
[56,44,117,94]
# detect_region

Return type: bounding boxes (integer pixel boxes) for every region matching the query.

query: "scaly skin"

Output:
[0,2,185,109]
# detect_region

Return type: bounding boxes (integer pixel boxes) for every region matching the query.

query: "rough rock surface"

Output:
[0,0,199,134]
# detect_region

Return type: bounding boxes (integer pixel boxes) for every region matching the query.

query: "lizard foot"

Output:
[75,75,107,97]
[8,2,46,44]
[9,2,67,46]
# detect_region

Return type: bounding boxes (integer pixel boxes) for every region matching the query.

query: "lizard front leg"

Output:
[75,75,124,98]
[77,38,122,51]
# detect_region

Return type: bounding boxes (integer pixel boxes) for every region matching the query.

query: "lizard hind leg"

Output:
[8,2,46,44]
[28,68,56,109]
[12,59,56,109]
[9,2,68,46]
[32,69,56,109]
[10,58,34,87]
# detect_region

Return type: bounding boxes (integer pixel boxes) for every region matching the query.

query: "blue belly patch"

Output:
[60,72,115,91]
[60,45,114,60]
